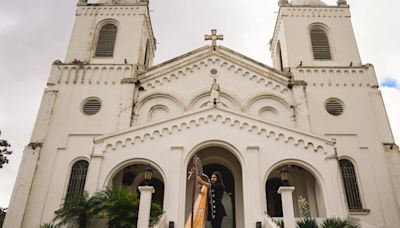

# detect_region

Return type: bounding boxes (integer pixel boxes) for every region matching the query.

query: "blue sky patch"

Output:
[381,78,399,89]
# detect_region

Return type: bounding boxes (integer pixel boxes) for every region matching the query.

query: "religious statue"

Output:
[210,78,220,105]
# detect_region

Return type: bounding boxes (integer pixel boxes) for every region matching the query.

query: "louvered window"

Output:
[66,160,89,200]
[95,24,118,57]
[325,98,344,116]
[82,98,101,115]
[339,159,363,210]
[310,28,332,60]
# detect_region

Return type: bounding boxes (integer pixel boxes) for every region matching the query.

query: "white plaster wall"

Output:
[65,5,155,66]
[272,7,361,68]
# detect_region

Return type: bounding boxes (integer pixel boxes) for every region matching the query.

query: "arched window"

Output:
[95,24,118,57]
[66,160,89,200]
[310,27,332,60]
[339,159,362,210]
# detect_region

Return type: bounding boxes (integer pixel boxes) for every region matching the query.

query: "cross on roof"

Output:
[204,29,223,47]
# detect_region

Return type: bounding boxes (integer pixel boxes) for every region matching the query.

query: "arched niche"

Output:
[107,163,165,209]
[265,164,326,218]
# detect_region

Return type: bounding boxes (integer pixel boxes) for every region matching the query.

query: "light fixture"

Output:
[144,164,153,185]
[280,166,290,186]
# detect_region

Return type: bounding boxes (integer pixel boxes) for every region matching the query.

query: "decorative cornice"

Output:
[95,107,333,154]
[141,56,290,94]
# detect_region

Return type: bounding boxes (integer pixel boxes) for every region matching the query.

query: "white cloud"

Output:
[381,88,400,144]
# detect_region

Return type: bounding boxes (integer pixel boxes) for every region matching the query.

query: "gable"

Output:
[94,107,334,156]
[133,46,295,127]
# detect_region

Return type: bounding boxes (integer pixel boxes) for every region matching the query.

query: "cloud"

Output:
[381,78,400,89]
[381,88,400,144]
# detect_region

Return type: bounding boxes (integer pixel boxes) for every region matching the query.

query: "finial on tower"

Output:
[278,0,289,7]
[205,29,224,48]
[337,0,348,6]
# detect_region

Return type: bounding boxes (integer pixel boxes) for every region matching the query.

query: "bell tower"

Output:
[271,0,361,70]
[66,0,155,68]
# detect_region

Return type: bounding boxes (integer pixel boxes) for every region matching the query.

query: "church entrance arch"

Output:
[107,162,165,209]
[265,163,326,218]
[185,145,244,228]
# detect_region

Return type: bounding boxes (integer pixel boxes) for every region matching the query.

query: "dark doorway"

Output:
[266,178,283,217]
[203,164,236,228]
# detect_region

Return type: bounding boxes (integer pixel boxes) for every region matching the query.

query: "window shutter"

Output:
[310,28,332,60]
[95,24,118,57]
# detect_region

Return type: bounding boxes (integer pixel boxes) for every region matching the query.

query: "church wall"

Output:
[88,107,347,227]
[273,7,361,68]
[10,66,135,226]
[65,5,152,65]
[296,67,400,226]
[137,55,296,128]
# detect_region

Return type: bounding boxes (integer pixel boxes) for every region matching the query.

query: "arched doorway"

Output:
[266,164,326,218]
[109,163,165,209]
[185,146,244,228]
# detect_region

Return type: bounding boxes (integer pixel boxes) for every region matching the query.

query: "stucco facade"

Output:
[4,0,400,227]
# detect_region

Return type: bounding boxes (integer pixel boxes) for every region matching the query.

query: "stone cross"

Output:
[205,29,224,47]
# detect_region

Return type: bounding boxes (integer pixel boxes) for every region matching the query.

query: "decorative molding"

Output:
[49,64,133,85]
[295,67,377,88]
[142,57,289,94]
[96,108,332,154]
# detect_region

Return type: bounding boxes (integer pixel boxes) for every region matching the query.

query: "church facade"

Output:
[4,0,400,227]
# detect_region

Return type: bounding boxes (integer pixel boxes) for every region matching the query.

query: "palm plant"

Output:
[321,217,359,228]
[54,192,103,228]
[39,223,58,228]
[98,187,140,228]
[297,217,318,228]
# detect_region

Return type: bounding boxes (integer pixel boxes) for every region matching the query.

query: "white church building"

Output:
[4,0,400,227]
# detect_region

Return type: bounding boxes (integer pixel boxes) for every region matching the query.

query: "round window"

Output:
[325,98,344,116]
[82,97,102,115]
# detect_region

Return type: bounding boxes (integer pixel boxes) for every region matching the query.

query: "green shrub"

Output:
[321,217,359,228]
[275,219,284,228]
[39,223,58,228]
[297,217,318,228]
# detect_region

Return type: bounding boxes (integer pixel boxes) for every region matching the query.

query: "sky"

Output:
[0,0,399,208]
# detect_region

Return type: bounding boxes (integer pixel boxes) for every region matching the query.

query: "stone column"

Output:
[278,186,296,228]
[137,186,155,228]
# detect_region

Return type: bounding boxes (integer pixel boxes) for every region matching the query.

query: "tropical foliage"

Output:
[320,217,359,228]
[39,223,58,228]
[54,192,103,228]
[53,187,163,228]
[97,187,140,228]
[297,217,318,228]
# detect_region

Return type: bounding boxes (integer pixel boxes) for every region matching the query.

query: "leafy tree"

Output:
[54,192,103,228]
[0,207,7,227]
[0,131,12,168]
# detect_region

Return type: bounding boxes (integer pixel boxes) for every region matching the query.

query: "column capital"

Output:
[278,186,295,194]
[138,186,155,193]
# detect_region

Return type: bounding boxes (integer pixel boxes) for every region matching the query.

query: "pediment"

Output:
[94,107,334,155]
[139,45,291,91]
[133,45,296,127]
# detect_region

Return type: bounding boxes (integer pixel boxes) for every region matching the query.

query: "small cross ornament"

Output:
[205,29,223,47]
